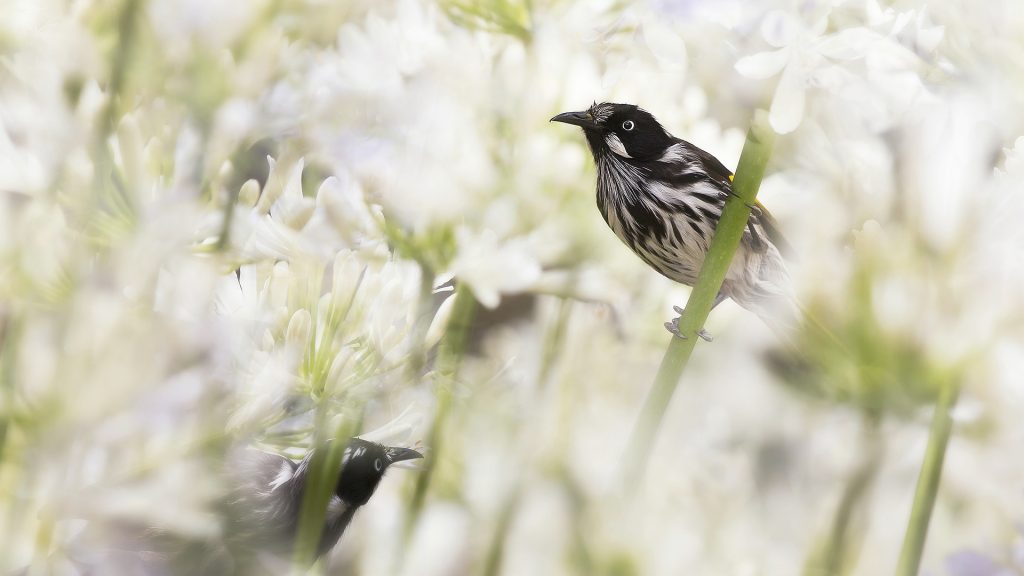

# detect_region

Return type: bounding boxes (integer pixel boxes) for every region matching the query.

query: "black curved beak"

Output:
[550,110,599,130]
[385,446,423,464]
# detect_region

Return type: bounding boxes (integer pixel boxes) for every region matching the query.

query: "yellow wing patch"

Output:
[728,174,734,182]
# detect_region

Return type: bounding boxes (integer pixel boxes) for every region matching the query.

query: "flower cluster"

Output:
[1,0,1023,574]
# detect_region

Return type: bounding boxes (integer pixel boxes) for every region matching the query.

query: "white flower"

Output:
[866,0,944,54]
[316,170,385,249]
[449,228,543,309]
[227,344,303,432]
[331,0,445,100]
[736,10,891,133]
[229,157,343,262]
[357,257,423,366]
[0,12,94,193]
[148,0,266,58]
[358,404,424,463]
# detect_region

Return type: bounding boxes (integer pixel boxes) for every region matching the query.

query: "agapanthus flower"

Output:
[735,7,930,133]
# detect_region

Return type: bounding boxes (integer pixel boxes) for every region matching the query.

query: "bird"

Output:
[218,438,423,572]
[51,438,423,575]
[551,102,797,340]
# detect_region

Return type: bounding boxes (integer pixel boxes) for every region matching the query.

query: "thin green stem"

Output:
[214,184,238,252]
[537,297,573,390]
[405,262,438,379]
[290,410,363,572]
[0,314,20,566]
[405,283,476,536]
[620,111,775,487]
[0,315,15,463]
[894,378,960,576]
[481,489,520,576]
[803,417,883,576]
[95,0,142,159]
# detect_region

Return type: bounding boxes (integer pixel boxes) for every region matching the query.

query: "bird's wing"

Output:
[684,139,734,188]
[751,200,795,259]
[224,448,302,532]
[228,448,299,496]
[686,140,796,260]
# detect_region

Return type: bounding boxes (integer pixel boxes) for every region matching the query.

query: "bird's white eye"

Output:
[374,458,383,472]
[622,120,635,131]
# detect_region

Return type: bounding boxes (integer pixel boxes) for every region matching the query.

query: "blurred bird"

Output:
[224,438,423,567]
[551,102,796,340]
[55,438,422,575]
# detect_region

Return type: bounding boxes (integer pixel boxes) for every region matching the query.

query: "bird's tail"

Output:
[747,287,802,348]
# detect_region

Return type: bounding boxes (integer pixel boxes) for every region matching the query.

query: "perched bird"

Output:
[551,102,796,340]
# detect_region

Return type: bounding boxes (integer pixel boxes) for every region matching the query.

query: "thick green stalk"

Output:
[894,378,960,576]
[620,111,775,486]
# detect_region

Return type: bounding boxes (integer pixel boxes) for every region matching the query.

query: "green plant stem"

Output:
[405,283,477,533]
[538,297,573,390]
[620,111,775,487]
[803,417,883,576]
[0,315,15,462]
[290,411,363,571]
[92,0,141,190]
[406,263,439,379]
[481,489,521,576]
[894,378,960,576]
[96,0,142,156]
[0,314,20,566]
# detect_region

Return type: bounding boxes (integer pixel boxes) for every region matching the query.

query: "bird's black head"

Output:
[335,438,422,507]
[551,102,676,161]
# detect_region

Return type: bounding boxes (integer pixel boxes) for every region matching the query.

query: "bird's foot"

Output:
[665,306,713,342]
[664,317,687,339]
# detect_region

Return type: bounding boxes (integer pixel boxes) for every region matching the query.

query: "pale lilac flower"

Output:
[946,550,1019,576]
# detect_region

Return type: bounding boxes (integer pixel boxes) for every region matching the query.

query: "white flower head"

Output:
[736,9,924,134]
[358,404,424,454]
[148,0,266,59]
[449,228,543,309]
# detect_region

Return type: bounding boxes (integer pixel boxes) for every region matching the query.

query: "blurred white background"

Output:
[1,0,1023,574]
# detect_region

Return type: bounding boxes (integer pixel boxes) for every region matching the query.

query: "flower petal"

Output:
[768,63,806,134]
[815,28,882,60]
[735,48,790,79]
[643,16,688,70]
[761,10,799,48]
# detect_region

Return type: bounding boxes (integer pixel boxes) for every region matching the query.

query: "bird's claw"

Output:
[664,318,687,340]
[666,307,713,342]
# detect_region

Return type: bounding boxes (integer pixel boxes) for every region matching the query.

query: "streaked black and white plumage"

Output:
[552,102,796,339]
